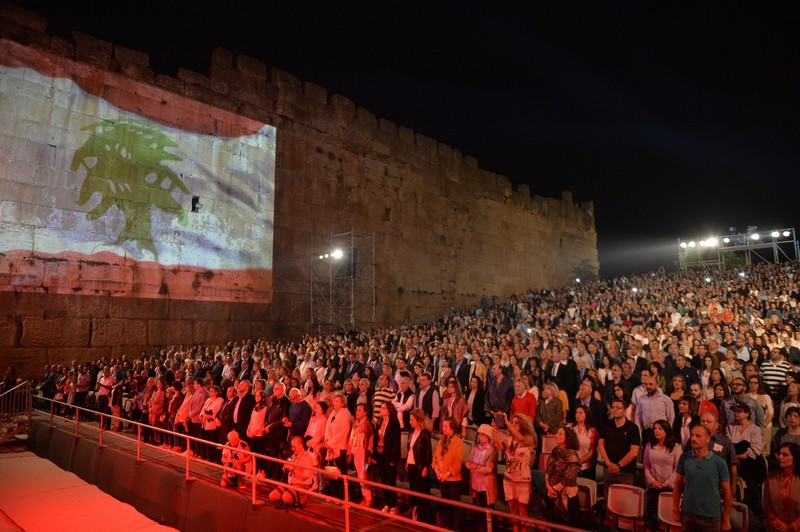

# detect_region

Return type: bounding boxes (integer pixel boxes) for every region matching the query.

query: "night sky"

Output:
[12,1,800,279]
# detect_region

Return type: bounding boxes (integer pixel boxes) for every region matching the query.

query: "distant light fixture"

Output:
[699,240,707,247]
[688,241,696,248]
[680,242,688,249]
[324,253,330,258]
[575,278,581,283]
[632,287,638,293]
[783,231,791,237]
[319,255,324,260]
[750,233,760,240]
[331,249,344,260]
[723,237,730,244]
[771,231,780,238]
[706,237,718,247]
[705,277,712,283]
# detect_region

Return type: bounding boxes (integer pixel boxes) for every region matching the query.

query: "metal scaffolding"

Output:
[678,227,799,271]
[310,230,376,333]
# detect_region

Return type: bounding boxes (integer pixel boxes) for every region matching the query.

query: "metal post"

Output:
[486,508,493,532]
[49,401,54,428]
[99,414,104,447]
[137,424,142,462]
[343,476,350,532]
[251,455,257,504]
[74,407,80,438]
[185,434,191,480]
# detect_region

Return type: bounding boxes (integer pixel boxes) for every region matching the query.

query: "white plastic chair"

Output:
[576,477,598,523]
[606,484,646,531]
[729,501,752,532]
[656,491,681,532]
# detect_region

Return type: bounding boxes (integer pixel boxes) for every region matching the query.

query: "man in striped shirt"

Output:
[372,373,396,424]
[761,347,791,405]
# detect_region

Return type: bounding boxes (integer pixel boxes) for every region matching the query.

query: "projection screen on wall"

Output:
[0,41,275,303]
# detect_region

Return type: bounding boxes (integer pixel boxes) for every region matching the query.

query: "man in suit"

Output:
[217,384,237,443]
[573,379,606,432]
[238,360,253,382]
[674,354,700,390]
[626,343,648,382]
[232,380,256,441]
[546,347,579,412]
[344,351,364,379]
[781,335,800,365]
[452,346,471,391]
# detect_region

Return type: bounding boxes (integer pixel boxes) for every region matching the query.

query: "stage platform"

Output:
[0,450,175,531]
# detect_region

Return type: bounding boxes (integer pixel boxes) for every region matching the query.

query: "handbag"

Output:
[324,460,340,480]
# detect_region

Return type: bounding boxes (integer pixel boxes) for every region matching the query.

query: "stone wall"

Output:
[0,2,597,379]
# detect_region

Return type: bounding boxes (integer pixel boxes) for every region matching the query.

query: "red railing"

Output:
[36,396,585,532]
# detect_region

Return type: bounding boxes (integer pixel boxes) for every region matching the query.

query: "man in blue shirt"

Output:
[673,424,732,531]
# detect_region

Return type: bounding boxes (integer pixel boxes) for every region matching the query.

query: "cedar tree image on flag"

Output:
[0,41,276,303]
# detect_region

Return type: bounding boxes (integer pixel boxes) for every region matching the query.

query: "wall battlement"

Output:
[0,2,597,379]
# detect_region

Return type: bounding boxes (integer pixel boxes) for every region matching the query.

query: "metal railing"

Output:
[0,380,32,444]
[34,395,585,532]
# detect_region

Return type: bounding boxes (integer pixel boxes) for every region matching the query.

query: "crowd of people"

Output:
[22,260,800,530]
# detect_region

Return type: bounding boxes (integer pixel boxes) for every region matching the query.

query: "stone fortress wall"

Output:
[0,3,597,378]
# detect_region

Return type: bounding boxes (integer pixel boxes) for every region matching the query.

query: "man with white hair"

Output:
[392,376,415,430]
[264,382,290,479]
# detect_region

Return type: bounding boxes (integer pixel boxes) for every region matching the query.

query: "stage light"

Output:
[771,231,780,238]
[331,249,344,259]
[324,253,329,258]
[783,231,791,237]
[706,237,718,247]
[723,237,730,244]
[750,233,760,240]
[699,240,707,247]
[688,241,696,248]
[680,242,688,249]
[319,255,324,260]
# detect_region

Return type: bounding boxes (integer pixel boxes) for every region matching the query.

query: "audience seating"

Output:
[656,491,681,531]
[606,484,646,531]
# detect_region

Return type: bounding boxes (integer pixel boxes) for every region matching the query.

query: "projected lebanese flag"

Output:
[0,41,275,303]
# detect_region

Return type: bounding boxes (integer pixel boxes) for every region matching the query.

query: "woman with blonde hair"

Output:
[536,382,563,436]
[493,412,536,532]
[406,408,433,522]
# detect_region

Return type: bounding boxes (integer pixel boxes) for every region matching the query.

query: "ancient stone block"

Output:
[303,82,327,104]
[21,317,89,347]
[0,317,18,347]
[236,54,267,79]
[108,298,170,320]
[177,68,211,88]
[148,320,193,346]
[210,47,233,74]
[43,293,109,319]
[113,45,148,66]
[91,318,148,347]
